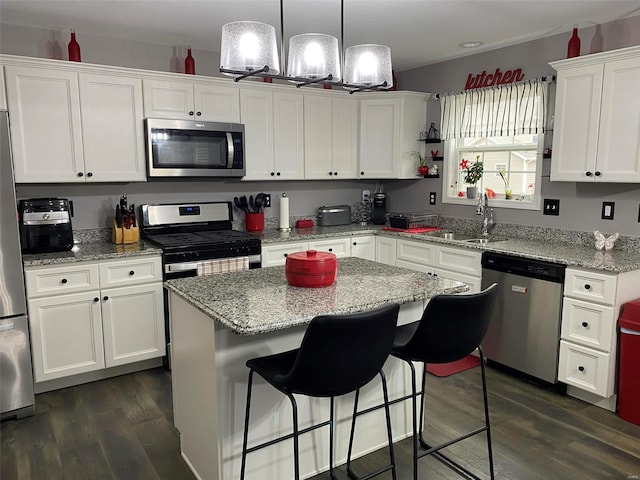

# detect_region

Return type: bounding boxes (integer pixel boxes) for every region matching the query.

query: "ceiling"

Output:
[1,1,640,71]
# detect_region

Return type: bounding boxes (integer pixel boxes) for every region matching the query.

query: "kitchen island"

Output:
[165,257,468,480]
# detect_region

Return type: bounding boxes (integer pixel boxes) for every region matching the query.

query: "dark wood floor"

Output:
[2,365,639,479]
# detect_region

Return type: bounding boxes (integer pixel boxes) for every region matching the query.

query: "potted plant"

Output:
[460,156,483,199]
[411,151,429,176]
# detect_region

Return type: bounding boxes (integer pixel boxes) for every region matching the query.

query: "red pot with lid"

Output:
[285,250,337,288]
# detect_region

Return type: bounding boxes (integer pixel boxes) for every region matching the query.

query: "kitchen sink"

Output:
[460,236,509,244]
[426,231,475,241]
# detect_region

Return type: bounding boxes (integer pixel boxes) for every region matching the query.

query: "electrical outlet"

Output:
[638,204,640,222]
[264,194,271,208]
[429,192,437,205]
[601,201,615,220]
[362,189,371,202]
[543,199,560,216]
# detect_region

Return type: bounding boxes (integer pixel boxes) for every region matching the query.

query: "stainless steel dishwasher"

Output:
[481,252,565,385]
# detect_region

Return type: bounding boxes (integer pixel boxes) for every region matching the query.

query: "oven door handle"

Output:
[226,132,234,168]
[165,263,199,273]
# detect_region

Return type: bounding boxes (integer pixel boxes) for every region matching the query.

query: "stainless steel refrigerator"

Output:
[0,110,35,419]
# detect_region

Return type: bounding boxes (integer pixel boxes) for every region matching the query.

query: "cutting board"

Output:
[381,226,442,233]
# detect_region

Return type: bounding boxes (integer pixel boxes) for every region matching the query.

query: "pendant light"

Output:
[220,21,280,76]
[219,0,392,93]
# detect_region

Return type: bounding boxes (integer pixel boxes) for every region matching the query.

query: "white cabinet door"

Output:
[308,237,351,258]
[101,283,165,367]
[304,94,333,179]
[359,98,400,178]
[29,291,105,382]
[194,83,240,122]
[261,241,309,267]
[350,235,376,261]
[240,88,275,180]
[550,64,603,182]
[5,66,84,183]
[596,56,640,182]
[375,236,396,266]
[143,79,195,119]
[434,268,481,293]
[396,238,437,268]
[273,92,304,180]
[79,73,146,182]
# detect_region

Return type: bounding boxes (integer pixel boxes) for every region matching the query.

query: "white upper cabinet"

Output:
[79,73,146,182]
[304,93,358,180]
[241,87,304,180]
[143,78,240,122]
[4,59,146,183]
[358,92,428,179]
[550,45,640,183]
[6,66,85,183]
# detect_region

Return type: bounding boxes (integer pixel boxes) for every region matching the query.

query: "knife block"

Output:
[111,219,139,244]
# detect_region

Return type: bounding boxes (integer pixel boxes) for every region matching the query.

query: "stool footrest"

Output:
[419,429,488,480]
[245,419,331,455]
[347,463,395,480]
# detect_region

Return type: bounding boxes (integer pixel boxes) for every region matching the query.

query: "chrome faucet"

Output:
[476,193,495,237]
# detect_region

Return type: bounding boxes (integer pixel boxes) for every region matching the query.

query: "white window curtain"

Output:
[439,78,549,139]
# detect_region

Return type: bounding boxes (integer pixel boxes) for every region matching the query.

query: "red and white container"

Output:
[285,250,337,288]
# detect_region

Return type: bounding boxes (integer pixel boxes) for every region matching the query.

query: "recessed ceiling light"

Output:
[459,41,484,49]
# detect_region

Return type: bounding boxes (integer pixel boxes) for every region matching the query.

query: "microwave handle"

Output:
[226,132,234,168]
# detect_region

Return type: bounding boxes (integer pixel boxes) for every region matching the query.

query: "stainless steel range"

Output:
[140,201,261,279]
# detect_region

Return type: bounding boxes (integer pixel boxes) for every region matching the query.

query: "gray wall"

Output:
[2,18,640,235]
[395,15,640,236]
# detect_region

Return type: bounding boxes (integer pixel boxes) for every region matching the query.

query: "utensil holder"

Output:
[245,212,264,232]
[111,219,139,244]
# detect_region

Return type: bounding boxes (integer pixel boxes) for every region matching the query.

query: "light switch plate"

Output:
[543,199,560,216]
[362,190,371,202]
[601,201,615,220]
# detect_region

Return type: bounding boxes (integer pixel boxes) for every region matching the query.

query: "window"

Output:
[439,79,549,210]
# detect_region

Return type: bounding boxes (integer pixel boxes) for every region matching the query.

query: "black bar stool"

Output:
[240,303,400,480]
[390,283,498,480]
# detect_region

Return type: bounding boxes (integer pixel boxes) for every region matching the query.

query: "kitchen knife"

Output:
[115,204,122,227]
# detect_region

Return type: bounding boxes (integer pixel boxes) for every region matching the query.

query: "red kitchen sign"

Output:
[465,68,525,90]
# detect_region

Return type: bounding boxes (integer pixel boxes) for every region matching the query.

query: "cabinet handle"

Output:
[328,248,333,252]
[585,171,592,177]
[129,270,135,276]
[61,278,68,284]
[581,321,589,328]
[86,172,93,177]
[103,296,109,301]
[333,171,338,176]
[329,172,333,176]
[284,253,288,257]
[276,172,281,176]
[360,171,365,176]
[578,366,585,372]
[271,172,275,176]
[77,172,84,177]
[584,284,591,290]
[94,297,99,302]
[353,242,357,246]
[188,111,194,116]
[595,171,601,177]
[196,111,202,116]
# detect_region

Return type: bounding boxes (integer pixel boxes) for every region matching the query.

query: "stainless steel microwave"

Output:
[145,118,245,178]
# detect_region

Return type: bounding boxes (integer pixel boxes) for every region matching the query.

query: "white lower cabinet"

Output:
[28,291,105,382]
[25,255,164,384]
[261,241,310,267]
[558,267,640,404]
[394,238,482,292]
[350,236,376,261]
[375,236,397,266]
[308,237,351,258]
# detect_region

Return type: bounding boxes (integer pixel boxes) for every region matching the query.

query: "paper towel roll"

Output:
[279,193,290,231]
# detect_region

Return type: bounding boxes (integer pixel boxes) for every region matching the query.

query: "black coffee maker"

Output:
[19,198,74,253]
[372,193,387,225]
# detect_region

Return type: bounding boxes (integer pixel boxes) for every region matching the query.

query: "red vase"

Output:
[185,48,195,74]
[567,25,581,59]
[68,30,81,62]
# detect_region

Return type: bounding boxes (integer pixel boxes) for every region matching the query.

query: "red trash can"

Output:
[618,299,640,425]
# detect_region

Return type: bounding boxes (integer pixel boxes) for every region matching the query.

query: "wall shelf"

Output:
[419,174,440,179]
[424,138,442,143]
[430,156,444,161]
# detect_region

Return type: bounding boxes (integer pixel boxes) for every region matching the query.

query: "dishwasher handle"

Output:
[482,252,565,283]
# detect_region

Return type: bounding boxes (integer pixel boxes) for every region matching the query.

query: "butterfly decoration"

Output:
[431,150,439,158]
[594,231,619,251]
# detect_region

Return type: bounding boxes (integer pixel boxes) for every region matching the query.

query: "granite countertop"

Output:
[164,256,468,335]
[22,240,161,267]
[256,224,640,274]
